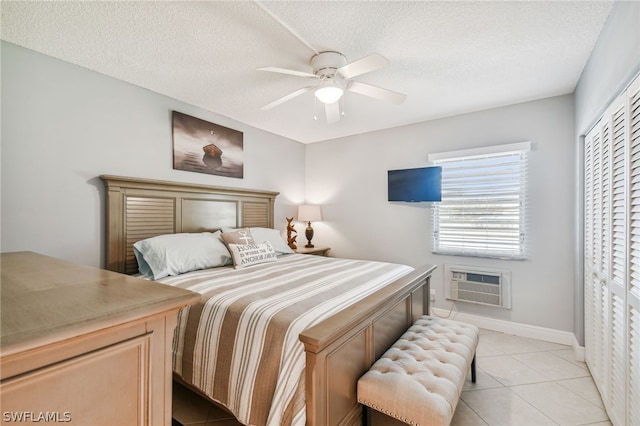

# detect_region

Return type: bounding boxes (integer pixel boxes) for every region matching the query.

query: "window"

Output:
[429,142,530,259]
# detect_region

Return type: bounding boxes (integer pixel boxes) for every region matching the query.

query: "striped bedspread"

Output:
[159,254,413,426]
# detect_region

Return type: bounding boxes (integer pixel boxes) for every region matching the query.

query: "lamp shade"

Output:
[297,205,322,222]
[315,86,344,104]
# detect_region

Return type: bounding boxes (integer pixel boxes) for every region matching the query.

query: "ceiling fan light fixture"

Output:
[258,50,405,121]
[314,83,343,104]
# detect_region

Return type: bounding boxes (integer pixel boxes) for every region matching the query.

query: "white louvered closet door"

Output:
[584,124,595,375]
[585,122,603,389]
[609,95,627,426]
[627,76,640,426]
[584,74,640,426]
[585,117,609,405]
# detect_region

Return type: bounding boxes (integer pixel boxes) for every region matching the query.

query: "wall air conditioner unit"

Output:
[444,264,511,309]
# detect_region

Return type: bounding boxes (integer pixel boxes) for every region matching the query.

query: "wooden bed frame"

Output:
[101,175,435,426]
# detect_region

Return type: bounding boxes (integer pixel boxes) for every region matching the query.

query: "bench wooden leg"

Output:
[471,354,477,383]
[362,405,371,426]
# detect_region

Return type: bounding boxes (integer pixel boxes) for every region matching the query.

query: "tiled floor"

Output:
[173,328,610,426]
[451,328,610,426]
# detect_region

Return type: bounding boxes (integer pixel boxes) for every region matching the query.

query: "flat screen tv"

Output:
[387,166,442,202]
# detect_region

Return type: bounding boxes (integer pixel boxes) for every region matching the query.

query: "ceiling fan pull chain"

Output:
[313,96,319,121]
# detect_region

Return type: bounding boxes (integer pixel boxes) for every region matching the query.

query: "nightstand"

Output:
[296,246,331,256]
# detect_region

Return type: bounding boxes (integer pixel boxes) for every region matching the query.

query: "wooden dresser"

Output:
[0,252,200,426]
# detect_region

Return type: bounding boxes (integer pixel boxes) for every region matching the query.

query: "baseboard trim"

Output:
[572,335,585,362]
[431,307,580,349]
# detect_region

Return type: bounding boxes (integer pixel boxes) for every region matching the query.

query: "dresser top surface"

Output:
[1,251,200,353]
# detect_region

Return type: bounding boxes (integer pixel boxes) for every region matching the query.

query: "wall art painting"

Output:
[172,111,244,178]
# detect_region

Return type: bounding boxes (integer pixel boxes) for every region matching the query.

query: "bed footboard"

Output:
[299,264,435,426]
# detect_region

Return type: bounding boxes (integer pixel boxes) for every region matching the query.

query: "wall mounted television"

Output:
[387,166,442,202]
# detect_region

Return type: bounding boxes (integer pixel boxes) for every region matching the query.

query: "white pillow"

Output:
[228,242,278,268]
[222,227,294,255]
[133,231,232,280]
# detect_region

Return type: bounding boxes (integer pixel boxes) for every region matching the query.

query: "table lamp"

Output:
[297,205,322,248]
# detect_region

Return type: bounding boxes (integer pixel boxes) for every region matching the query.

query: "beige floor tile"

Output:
[476,355,550,386]
[476,333,545,355]
[478,328,502,335]
[463,367,504,391]
[451,400,488,426]
[510,381,609,425]
[461,387,556,425]
[524,337,571,352]
[550,348,588,368]
[511,351,590,381]
[476,335,508,357]
[556,377,605,409]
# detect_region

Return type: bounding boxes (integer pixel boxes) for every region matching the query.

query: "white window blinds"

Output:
[429,142,530,259]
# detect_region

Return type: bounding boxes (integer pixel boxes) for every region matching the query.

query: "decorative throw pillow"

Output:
[228,242,278,268]
[248,227,294,255]
[220,228,255,245]
[133,231,232,280]
[222,227,294,255]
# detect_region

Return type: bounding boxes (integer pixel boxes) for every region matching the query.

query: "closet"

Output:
[583,74,639,426]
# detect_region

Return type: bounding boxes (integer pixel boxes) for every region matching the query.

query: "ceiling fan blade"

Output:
[325,102,341,124]
[337,53,389,79]
[347,81,406,105]
[257,66,317,78]
[261,87,311,110]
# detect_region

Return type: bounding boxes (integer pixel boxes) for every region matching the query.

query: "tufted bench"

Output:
[357,316,479,426]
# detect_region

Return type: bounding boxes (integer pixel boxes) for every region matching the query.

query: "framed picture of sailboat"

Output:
[172,111,244,178]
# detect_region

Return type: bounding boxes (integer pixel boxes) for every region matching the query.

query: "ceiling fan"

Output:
[258,51,407,124]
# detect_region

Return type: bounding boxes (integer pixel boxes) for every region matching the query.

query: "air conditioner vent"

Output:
[444,264,511,309]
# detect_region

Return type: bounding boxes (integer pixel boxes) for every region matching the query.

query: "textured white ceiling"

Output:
[1,1,613,143]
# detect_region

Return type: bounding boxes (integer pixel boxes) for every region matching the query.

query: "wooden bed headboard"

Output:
[101,175,279,274]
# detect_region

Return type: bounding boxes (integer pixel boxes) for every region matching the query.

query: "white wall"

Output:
[573,1,640,344]
[1,42,306,268]
[575,1,640,136]
[306,95,576,332]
